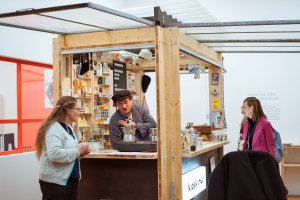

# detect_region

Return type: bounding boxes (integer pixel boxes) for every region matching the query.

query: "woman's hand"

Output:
[77,143,90,155]
[239,142,244,151]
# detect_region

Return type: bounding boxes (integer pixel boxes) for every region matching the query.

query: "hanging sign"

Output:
[113,60,127,96]
[211,73,219,85]
[182,166,206,200]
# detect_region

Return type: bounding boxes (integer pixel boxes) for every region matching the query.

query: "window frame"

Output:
[0,55,52,156]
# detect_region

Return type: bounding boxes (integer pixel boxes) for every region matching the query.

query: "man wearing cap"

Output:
[109,90,157,150]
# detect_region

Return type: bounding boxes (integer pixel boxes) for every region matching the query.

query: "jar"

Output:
[223,130,228,141]
[181,129,190,135]
[189,127,196,135]
[151,128,157,142]
[190,134,197,151]
[196,137,203,149]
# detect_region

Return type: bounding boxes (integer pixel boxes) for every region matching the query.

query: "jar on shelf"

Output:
[190,134,197,151]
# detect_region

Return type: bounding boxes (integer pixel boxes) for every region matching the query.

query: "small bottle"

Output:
[102,118,104,124]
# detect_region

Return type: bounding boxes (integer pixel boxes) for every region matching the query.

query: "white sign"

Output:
[182,166,206,200]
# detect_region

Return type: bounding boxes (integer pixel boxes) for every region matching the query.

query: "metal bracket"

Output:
[142,6,181,27]
[163,156,167,161]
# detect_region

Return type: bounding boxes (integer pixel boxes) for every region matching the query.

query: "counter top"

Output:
[85,141,230,159]
[181,141,230,158]
[84,150,157,159]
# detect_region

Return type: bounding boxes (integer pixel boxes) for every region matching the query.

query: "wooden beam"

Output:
[156,26,182,200]
[208,62,224,129]
[178,31,221,65]
[138,56,212,71]
[64,27,155,47]
[53,38,59,107]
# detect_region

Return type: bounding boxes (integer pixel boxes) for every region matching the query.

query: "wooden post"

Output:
[155,26,182,200]
[53,38,59,107]
[208,56,223,129]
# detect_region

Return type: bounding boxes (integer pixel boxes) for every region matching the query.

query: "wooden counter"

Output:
[182,141,230,158]
[84,141,230,159]
[84,150,157,159]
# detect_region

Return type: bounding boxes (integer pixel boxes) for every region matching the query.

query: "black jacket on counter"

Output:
[207,151,287,200]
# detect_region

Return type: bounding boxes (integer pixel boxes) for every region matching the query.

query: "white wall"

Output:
[0,152,41,200]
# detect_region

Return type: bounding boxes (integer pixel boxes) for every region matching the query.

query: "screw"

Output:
[170,28,172,31]
[142,155,146,158]
[172,156,175,160]
[151,29,152,31]
[174,41,177,44]
[163,156,167,161]
[53,51,56,53]
[165,42,167,44]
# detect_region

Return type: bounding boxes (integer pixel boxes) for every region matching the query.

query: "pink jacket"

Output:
[243,117,276,159]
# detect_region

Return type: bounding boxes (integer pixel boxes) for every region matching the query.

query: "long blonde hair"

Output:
[35,96,77,160]
[244,97,267,122]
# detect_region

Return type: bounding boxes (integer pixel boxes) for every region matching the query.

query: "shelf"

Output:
[77,77,92,80]
[97,84,110,86]
[94,74,110,78]
[284,163,300,167]
[79,113,92,115]
[287,195,300,200]
[77,96,92,99]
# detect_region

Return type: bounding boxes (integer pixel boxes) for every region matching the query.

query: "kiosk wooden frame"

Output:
[53,26,224,200]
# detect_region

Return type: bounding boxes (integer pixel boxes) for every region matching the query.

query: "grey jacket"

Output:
[109,104,157,149]
[39,122,81,186]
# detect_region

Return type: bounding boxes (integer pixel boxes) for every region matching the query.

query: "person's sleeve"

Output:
[109,117,124,150]
[45,127,80,163]
[264,122,276,159]
[137,105,157,138]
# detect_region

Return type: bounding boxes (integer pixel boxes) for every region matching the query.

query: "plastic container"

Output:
[196,137,203,150]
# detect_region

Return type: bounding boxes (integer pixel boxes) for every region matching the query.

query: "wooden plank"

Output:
[182,141,230,158]
[287,195,300,200]
[52,38,59,107]
[208,64,224,129]
[156,26,182,200]
[178,31,222,64]
[62,40,154,51]
[64,27,155,47]
[84,150,157,159]
[138,56,211,71]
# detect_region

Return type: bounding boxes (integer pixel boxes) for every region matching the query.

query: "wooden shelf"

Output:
[287,195,300,200]
[94,74,110,78]
[77,77,92,80]
[97,84,110,86]
[78,96,92,99]
[284,163,300,167]
[79,113,92,115]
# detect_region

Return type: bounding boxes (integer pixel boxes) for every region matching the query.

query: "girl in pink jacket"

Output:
[239,97,276,159]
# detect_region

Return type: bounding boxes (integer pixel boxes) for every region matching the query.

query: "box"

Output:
[210,111,222,129]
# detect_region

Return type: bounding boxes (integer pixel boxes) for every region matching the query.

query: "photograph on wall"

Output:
[211,73,219,85]
[44,69,53,108]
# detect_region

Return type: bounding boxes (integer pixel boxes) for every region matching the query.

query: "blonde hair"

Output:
[35,96,77,160]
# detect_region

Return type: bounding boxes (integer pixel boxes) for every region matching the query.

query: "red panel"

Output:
[21,64,53,119]
[22,122,42,149]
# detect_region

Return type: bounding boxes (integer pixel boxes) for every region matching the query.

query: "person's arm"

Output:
[109,117,124,150]
[264,122,276,159]
[46,126,80,163]
[137,106,157,138]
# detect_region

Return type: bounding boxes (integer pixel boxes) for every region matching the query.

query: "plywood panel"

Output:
[52,38,59,107]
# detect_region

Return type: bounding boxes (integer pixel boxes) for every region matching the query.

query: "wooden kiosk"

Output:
[0,3,228,199]
[53,25,228,200]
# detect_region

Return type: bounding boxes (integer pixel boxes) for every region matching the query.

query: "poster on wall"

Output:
[211,73,219,85]
[44,70,53,108]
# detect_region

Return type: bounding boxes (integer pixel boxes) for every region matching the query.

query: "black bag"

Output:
[80,53,89,75]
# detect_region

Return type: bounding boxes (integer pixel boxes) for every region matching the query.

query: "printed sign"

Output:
[113,60,127,95]
[182,166,206,200]
[211,73,219,85]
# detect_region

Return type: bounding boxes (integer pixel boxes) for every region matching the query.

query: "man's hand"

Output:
[118,119,136,125]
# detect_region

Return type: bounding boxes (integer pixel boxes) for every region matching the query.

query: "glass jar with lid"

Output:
[190,134,197,151]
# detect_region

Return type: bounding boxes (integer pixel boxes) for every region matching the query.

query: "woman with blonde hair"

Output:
[239,97,275,158]
[35,96,90,200]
